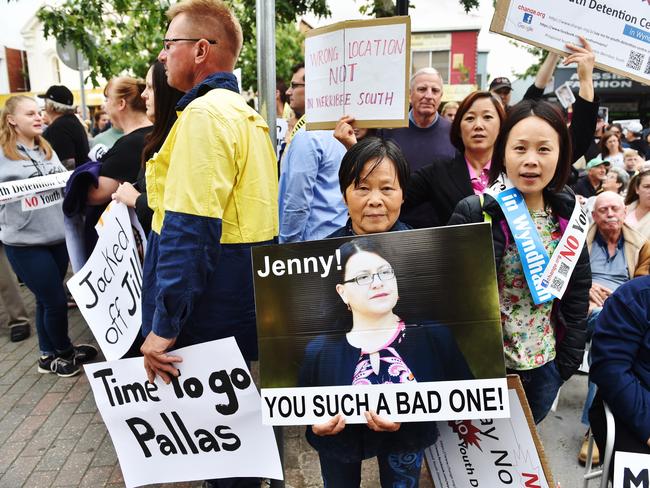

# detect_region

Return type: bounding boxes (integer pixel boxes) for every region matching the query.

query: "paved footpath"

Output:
[0,284,593,487]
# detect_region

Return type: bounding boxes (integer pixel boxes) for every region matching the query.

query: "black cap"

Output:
[489,77,512,92]
[37,85,74,106]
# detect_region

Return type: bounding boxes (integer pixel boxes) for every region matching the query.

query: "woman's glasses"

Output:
[343,266,395,286]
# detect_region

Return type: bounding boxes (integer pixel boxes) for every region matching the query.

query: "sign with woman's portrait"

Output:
[253,224,508,425]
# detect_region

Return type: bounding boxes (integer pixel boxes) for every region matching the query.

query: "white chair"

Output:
[583,402,615,488]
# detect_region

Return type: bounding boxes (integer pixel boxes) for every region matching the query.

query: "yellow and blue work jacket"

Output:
[141,72,278,360]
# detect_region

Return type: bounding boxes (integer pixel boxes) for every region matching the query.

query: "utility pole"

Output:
[396,0,409,15]
[256,0,277,149]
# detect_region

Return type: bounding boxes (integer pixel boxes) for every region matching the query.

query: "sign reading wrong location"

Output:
[304,16,411,130]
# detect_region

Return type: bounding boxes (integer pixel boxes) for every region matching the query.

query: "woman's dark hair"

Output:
[338,137,409,197]
[450,90,506,154]
[337,237,393,282]
[607,122,623,134]
[625,169,650,205]
[489,99,573,192]
[141,61,184,165]
[599,130,623,159]
[93,109,106,124]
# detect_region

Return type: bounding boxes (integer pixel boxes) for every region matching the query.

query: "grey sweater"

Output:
[0,145,66,246]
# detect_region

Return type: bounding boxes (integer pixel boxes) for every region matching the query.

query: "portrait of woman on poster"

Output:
[299,238,473,488]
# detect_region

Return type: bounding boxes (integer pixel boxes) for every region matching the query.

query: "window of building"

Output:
[411,50,450,83]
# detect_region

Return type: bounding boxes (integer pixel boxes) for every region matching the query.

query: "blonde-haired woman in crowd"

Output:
[0,96,96,377]
[87,76,152,206]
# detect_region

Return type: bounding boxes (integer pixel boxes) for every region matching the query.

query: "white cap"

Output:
[628,121,643,134]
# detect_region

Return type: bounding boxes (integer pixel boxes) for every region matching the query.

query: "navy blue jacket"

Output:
[327,218,411,238]
[300,322,473,461]
[590,276,650,444]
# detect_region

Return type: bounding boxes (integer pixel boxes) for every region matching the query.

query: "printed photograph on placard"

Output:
[253,224,507,425]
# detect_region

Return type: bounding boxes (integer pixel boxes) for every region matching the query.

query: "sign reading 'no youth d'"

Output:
[491,0,650,85]
[305,16,411,130]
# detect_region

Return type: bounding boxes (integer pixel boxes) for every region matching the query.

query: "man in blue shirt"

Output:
[278,64,347,242]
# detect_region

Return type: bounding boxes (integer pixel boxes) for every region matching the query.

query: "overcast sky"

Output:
[0,0,538,80]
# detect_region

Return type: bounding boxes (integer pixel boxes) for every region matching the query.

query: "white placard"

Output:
[276,118,288,158]
[493,0,650,85]
[555,81,576,109]
[304,17,410,129]
[67,202,142,360]
[0,171,71,204]
[614,451,650,488]
[427,388,550,488]
[261,378,509,426]
[84,338,283,488]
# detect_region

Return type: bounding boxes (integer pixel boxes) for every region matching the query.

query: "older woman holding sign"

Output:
[449,99,591,424]
[0,96,97,377]
[299,138,472,487]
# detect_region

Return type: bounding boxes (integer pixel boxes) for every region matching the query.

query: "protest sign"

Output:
[426,375,554,488]
[614,452,650,488]
[85,338,283,487]
[67,202,143,360]
[0,171,71,205]
[555,81,576,109]
[253,224,508,425]
[20,188,64,211]
[491,0,650,85]
[304,16,411,130]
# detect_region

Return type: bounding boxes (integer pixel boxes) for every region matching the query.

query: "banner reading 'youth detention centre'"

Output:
[253,224,509,426]
[492,0,650,85]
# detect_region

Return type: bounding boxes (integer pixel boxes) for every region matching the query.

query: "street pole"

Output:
[256,6,283,486]
[256,0,277,149]
[76,50,88,120]
[396,0,409,15]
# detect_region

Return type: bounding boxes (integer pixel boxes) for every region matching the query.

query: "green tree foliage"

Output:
[35,0,481,88]
[359,0,480,17]
[36,0,327,88]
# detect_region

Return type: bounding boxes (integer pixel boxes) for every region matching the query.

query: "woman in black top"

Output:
[86,76,152,206]
[111,61,183,234]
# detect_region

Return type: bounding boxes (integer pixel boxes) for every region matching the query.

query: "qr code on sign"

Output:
[645,56,650,75]
[627,50,644,71]
[558,262,570,277]
[551,277,564,291]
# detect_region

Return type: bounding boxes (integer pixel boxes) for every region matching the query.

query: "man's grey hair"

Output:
[607,166,630,191]
[593,191,625,212]
[409,67,442,90]
[44,99,76,114]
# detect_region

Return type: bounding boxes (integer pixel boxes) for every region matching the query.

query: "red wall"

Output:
[450,31,478,85]
[5,47,30,92]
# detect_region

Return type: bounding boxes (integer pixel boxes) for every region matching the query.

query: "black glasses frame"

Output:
[343,267,395,286]
[163,38,217,50]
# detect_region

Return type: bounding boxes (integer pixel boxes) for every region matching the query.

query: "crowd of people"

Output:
[1,0,649,486]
